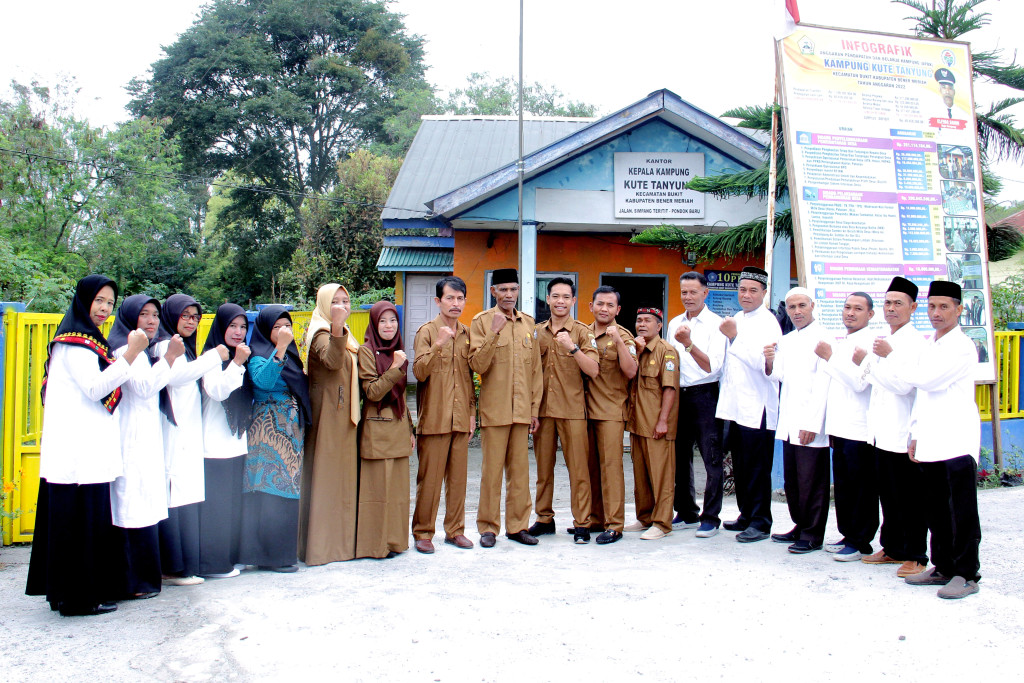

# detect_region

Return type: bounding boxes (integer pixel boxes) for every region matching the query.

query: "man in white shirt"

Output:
[764,287,831,553]
[815,293,877,562]
[716,267,782,543]
[855,277,929,578]
[899,280,981,599]
[667,272,727,538]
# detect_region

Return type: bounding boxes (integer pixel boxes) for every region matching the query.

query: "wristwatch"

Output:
[684,343,694,353]
[570,345,581,354]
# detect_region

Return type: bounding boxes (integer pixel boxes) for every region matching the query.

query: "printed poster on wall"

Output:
[613,152,705,218]
[777,24,995,382]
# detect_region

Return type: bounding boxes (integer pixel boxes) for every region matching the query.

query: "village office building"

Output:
[379,89,796,357]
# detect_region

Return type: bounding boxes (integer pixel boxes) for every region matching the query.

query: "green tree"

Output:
[440,72,598,118]
[0,81,196,309]
[279,149,400,300]
[127,0,428,227]
[633,0,1024,263]
[374,72,600,157]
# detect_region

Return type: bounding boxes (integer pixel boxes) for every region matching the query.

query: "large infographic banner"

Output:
[777,25,995,381]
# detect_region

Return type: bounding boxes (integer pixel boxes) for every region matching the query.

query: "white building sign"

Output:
[613,152,705,218]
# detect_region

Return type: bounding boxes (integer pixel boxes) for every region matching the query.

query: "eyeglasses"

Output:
[179,313,202,322]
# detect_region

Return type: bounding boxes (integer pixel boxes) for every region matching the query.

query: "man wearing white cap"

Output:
[763,287,832,553]
[716,266,782,543]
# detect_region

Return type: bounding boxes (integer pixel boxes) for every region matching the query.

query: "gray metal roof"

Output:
[381,116,593,225]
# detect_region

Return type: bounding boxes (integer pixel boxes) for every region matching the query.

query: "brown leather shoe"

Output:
[480,532,497,548]
[897,561,926,578]
[444,534,474,549]
[414,539,435,554]
[861,550,901,564]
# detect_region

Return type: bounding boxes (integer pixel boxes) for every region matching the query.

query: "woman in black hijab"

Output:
[108,294,185,599]
[26,275,149,616]
[238,305,310,572]
[197,304,253,578]
[153,294,226,586]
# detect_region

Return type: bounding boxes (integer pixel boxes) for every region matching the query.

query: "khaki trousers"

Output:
[630,434,675,533]
[412,432,469,540]
[477,424,532,535]
[534,417,592,528]
[355,457,410,558]
[588,420,626,532]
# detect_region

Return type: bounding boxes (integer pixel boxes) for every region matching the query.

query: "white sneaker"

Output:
[623,521,649,532]
[695,524,720,538]
[640,527,669,540]
[824,539,846,553]
[201,567,241,579]
[163,575,205,586]
[671,519,700,530]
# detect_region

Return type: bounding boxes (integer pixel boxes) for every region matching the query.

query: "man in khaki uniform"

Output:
[469,268,543,548]
[411,276,476,554]
[527,277,600,544]
[585,285,637,545]
[624,306,680,540]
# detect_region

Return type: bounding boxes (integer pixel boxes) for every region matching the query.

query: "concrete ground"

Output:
[2,447,1023,682]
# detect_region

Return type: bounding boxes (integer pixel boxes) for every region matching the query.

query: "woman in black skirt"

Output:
[198,304,253,578]
[26,275,149,616]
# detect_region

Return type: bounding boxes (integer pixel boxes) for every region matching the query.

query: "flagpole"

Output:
[765,100,778,306]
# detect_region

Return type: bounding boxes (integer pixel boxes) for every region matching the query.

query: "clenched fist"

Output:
[391,349,408,369]
[233,343,251,365]
[435,325,457,348]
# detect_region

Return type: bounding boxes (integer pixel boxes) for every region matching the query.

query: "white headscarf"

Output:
[306,283,360,425]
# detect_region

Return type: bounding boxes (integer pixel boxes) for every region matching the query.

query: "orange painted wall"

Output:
[454,231,792,320]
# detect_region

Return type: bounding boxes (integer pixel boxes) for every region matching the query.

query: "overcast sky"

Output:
[3,0,1023,200]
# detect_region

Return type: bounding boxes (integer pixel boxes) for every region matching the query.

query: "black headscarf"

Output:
[41,274,122,413]
[202,303,255,436]
[248,305,311,427]
[108,294,176,424]
[155,293,202,361]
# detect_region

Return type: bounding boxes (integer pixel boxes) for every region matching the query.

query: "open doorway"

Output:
[600,273,668,338]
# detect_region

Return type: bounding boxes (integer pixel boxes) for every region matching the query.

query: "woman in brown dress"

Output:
[299,283,361,565]
[355,301,413,559]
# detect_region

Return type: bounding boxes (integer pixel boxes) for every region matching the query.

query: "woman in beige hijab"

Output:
[298,283,361,565]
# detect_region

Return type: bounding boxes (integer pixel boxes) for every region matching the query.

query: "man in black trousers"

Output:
[666,272,728,538]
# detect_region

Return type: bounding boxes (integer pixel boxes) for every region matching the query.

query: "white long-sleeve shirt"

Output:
[154,341,223,508]
[110,346,172,529]
[768,319,831,447]
[864,324,925,453]
[666,305,727,387]
[824,326,874,442]
[201,362,249,459]
[38,345,132,485]
[899,326,980,463]
[716,306,783,430]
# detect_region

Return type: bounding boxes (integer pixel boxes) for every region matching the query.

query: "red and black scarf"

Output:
[41,275,123,414]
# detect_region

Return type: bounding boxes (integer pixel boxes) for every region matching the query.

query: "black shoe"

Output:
[528,520,556,536]
[736,528,770,543]
[723,519,748,532]
[788,540,822,554]
[771,528,798,544]
[595,529,623,545]
[58,602,118,617]
[259,564,299,573]
[565,524,603,534]
[480,532,497,548]
[506,530,539,545]
[573,527,591,544]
